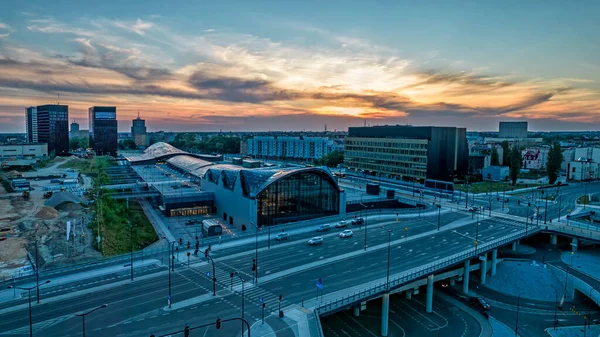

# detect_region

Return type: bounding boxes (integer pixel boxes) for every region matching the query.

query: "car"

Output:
[469,297,491,310]
[275,233,289,242]
[468,206,479,212]
[316,224,331,232]
[308,237,324,245]
[351,218,364,225]
[336,220,349,228]
[339,229,354,238]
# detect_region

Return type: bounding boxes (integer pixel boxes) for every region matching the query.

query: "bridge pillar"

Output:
[491,248,498,276]
[571,238,578,253]
[512,241,517,251]
[463,260,470,294]
[450,278,456,286]
[353,306,360,317]
[381,293,390,337]
[426,274,434,313]
[405,290,412,300]
[550,234,558,246]
[479,253,488,285]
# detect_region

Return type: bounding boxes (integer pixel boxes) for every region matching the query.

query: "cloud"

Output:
[114,18,154,35]
[0,33,8,38]
[0,23,10,29]
[27,19,94,37]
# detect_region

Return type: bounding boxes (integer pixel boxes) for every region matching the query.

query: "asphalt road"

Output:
[0,211,531,336]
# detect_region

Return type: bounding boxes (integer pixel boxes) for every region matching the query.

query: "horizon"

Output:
[1,1,599,132]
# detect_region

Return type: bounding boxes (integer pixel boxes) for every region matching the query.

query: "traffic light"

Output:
[179,238,183,245]
[187,252,191,257]
[279,294,282,302]
[216,318,222,329]
[204,248,209,257]
[184,325,190,337]
[230,272,234,278]
[187,241,191,249]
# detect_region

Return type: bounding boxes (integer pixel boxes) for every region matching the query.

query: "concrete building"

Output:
[499,121,528,138]
[344,125,468,182]
[246,136,339,160]
[89,106,118,156]
[0,143,48,158]
[25,107,38,143]
[567,160,599,181]
[131,112,148,147]
[69,121,89,139]
[482,166,509,181]
[36,104,69,156]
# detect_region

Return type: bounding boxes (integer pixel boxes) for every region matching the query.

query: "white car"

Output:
[308,237,324,245]
[336,220,349,228]
[339,230,354,238]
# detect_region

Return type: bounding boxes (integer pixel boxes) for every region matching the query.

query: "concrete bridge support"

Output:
[571,238,578,253]
[551,234,558,246]
[405,290,412,300]
[450,278,456,286]
[479,253,488,285]
[491,248,498,276]
[381,293,390,336]
[463,260,471,294]
[512,241,517,251]
[426,275,434,313]
[353,306,360,317]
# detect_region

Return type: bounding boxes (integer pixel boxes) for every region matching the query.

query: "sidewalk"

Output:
[436,292,493,337]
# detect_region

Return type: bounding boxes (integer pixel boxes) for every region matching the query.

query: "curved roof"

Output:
[126,142,223,163]
[166,155,214,172]
[201,165,340,197]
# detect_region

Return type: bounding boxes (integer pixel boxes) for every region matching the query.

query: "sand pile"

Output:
[35,206,59,220]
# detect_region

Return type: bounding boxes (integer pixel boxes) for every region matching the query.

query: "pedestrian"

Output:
[219,235,222,244]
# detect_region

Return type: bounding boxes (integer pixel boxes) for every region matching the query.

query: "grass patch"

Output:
[91,197,157,256]
[59,157,113,185]
[456,181,543,194]
[577,195,590,205]
[518,171,546,179]
[0,176,14,193]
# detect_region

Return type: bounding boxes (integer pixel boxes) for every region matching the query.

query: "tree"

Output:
[316,151,344,167]
[122,138,137,150]
[546,142,564,184]
[490,147,500,166]
[501,141,510,166]
[69,137,89,150]
[509,147,522,185]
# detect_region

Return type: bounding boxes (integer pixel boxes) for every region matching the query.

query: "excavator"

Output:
[22,190,30,199]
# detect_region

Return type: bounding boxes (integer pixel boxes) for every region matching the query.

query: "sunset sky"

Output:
[0,0,599,132]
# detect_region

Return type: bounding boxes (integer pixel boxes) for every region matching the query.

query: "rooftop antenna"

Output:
[57,93,60,105]
[364,119,366,127]
[138,110,140,118]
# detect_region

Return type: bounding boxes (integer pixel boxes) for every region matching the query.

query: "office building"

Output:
[36,104,69,156]
[344,125,468,182]
[69,121,89,139]
[0,143,48,158]
[246,136,339,160]
[499,121,528,138]
[89,106,117,156]
[131,112,148,147]
[25,107,38,143]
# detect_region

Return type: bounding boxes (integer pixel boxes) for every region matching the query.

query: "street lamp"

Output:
[515,291,528,337]
[205,250,217,296]
[253,222,259,284]
[128,221,136,281]
[162,237,176,308]
[75,304,107,337]
[234,272,246,337]
[7,280,51,337]
[550,285,559,330]
[380,226,393,290]
[436,204,441,231]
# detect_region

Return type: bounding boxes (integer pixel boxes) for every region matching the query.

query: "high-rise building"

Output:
[499,121,528,138]
[344,125,468,182]
[36,104,69,156]
[131,112,148,147]
[89,106,117,156]
[25,106,38,143]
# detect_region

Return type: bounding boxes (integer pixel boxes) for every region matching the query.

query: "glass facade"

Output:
[256,171,339,227]
[89,106,117,156]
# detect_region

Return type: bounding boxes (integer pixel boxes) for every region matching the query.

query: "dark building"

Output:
[131,112,147,146]
[344,125,468,182]
[36,104,69,156]
[25,106,38,143]
[89,106,117,156]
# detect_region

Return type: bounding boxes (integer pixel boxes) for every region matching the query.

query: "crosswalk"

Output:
[0,314,72,335]
[181,260,294,316]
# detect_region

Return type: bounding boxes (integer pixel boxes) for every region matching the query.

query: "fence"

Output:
[316,228,540,316]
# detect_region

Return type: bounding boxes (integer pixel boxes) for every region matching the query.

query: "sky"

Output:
[0,0,599,133]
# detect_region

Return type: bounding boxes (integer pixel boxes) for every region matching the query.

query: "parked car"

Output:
[469,297,491,310]
[469,206,479,212]
[336,220,349,228]
[351,217,364,225]
[308,237,324,245]
[339,229,354,238]
[275,233,289,242]
[316,224,331,232]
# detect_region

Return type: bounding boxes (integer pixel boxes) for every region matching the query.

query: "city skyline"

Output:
[0,1,599,133]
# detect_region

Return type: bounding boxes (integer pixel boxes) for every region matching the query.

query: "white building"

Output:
[567,160,599,181]
[0,143,48,158]
[521,147,549,170]
[246,136,340,160]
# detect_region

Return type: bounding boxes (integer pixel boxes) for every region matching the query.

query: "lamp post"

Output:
[205,251,217,296]
[253,222,258,284]
[557,195,562,222]
[437,204,441,230]
[234,272,246,337]
[128,221,136,281]
[75,304,107,337]
[34,239,40,304]
[162,237,176,308]
[380,226,393,290]
[550,285,559,330]
[515,291,528,337]
[7,280,51,337]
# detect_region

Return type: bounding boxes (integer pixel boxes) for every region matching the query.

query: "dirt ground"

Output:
[0,157,101,281]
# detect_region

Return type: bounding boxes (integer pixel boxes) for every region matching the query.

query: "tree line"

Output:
[169,133,241,154]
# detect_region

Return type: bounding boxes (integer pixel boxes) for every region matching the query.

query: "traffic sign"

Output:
[206,272,211,277]
[259,297,263,303]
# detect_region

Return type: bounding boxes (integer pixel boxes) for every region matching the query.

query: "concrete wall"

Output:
[0,143,48,157]
[200,172,253,229]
